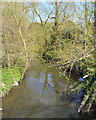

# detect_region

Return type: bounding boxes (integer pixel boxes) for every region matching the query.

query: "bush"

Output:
[70,56,96,112]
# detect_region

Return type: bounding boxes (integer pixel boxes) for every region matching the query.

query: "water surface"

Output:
[2,60,81,118]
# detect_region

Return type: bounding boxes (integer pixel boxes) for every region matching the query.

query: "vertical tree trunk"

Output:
[4,35,11,69]
[84,1,88,56]
[7,52,10,69]
[55,2,58,30]
[85,1,88,32]
[19,27,27,51]
[94,1,96,73]
[19,27,29,80]
[94,1,96,49]
[51,2,59,47]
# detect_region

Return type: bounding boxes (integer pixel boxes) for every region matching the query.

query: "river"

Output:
[2,60,87,118]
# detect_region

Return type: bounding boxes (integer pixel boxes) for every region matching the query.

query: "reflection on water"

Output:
[2,60,81,118]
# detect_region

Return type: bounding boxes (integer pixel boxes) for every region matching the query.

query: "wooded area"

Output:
[1,1,96,113]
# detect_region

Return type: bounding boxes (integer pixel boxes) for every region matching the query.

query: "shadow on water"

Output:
[2,60,86,118]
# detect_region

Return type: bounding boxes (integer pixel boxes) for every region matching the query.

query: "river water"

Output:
[2,60,85,118]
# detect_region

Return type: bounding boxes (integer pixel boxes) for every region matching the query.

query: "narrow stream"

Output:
[2,60,83,118]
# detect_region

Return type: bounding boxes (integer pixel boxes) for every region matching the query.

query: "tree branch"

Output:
[33,7,43,26]
[44,12,52,25]
[59,3,69,17]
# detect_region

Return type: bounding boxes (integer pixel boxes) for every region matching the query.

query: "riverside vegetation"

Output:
[1,1,96,113]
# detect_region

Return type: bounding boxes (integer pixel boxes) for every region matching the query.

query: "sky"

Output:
[26,2,94,26]
[2,0,96,2]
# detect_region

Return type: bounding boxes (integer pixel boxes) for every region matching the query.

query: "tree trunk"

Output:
[51,2,59,47]
[94,1,96,73]
[84,1,88,57]
[7,53,10,69]
[94,1,96,49]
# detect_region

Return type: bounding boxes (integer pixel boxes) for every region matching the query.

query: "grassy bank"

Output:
[1,66,24,97]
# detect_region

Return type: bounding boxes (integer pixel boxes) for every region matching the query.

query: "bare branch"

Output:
[44,12,52,25]
[59,3,69,17]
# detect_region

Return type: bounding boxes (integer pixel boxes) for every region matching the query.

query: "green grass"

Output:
[1,66,24,95]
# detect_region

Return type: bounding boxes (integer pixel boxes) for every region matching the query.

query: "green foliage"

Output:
[2,2,96,113]
[1,66,24,94]
[70,56,96,112]
[43,49,57,60]
[79,57,95,75]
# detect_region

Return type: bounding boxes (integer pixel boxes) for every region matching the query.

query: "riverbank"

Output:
[1,66,24,97]
[2,59,96,119]
[42,49,96,113]
[2,60,82,118]
[1,53,96,113]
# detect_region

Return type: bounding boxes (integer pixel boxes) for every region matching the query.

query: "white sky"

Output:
[1,0,95,2]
